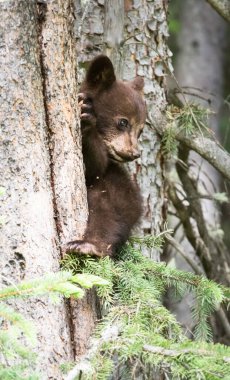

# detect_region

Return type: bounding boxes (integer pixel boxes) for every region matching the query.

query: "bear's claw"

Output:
[64,240,106,257]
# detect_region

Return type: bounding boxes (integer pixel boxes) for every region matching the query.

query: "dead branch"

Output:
[151,116,230,182]
[206,0,230,23]
[176,134,230,182]
[165,233,204,275]
[143,344,230,363]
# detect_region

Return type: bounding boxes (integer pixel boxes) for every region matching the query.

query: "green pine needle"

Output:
[62,238,230,380]
[164,103,213,154]
[0,270,109,379]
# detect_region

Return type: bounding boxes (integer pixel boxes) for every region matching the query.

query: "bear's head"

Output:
[81,55,146,162]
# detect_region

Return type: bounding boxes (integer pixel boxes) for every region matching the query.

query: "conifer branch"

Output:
[65,321,121,380]
[62,249,230,379]
[0,271,109,379]
[152,105,230,182]
[0,272,108,300]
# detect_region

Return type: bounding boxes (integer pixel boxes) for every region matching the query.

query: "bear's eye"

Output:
[118,118,129,131]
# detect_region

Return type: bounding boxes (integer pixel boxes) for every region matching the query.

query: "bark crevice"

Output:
[37,2,63,249]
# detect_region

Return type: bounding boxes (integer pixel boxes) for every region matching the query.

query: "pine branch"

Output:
[0,272,108,300]
[0,271,109,379]
[153,105,230,182]
[176,134,230,182]
[62,248,230,379]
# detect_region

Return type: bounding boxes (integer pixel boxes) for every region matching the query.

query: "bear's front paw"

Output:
[64,240,106,258]
[78,93,97,127]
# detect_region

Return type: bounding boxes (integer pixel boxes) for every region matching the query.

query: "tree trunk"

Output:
[0,0,87,377]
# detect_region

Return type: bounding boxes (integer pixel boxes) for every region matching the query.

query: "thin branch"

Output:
[152,117,230,182]
[143,344,230,363]
[216,308,230,338]
[167,180,212,273]
[165,233,204,276]
[206,0,230,23]
[176,134,230,182]
[65,322,121,380]
[166,232,230,338]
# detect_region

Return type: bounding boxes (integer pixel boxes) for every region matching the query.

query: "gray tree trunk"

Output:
[0,0,87,377]
[168,0,229,335]
[176,0,226,223]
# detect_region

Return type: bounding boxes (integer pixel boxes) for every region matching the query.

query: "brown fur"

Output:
[66,56,146,257]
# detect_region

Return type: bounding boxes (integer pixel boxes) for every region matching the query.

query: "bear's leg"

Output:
[65,177,140,258]
[65,184,132,257]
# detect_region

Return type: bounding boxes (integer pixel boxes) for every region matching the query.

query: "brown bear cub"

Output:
[66,55,146,257]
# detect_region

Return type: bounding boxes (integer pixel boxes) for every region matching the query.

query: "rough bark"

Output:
[0,1,74,378]
[38,0,88,245]
[122,0,170,259]
[38,0,99,359]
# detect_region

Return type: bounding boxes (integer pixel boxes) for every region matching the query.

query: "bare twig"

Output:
[216,308,230,338]
[165,233,204,276]
[176,134,230,182]
[143,344,230,363]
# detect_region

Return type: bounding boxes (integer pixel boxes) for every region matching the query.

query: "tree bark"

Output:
[37,0,96,360]
[38,0,88,245]
[0,0,171,375]
[0,0,88,377]
[69,0,170,364]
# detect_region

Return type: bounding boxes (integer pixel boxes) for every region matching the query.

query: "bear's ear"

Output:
[85,55,116,89]
[130,76,144,92]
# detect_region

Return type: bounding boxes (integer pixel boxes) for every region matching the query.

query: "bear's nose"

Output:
[132,150,140,159]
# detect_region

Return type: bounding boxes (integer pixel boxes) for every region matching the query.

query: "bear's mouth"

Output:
[108,149,137,163]
[108,151,126,163]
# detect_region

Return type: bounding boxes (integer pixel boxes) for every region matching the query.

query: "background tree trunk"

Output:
[175,0,228,280]
[166,0,230,339]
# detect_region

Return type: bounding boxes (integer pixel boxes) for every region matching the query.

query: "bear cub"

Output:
[66,55,146,257]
